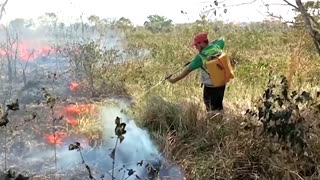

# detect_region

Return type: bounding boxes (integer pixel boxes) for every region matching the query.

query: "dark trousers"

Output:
[203,85,226,112]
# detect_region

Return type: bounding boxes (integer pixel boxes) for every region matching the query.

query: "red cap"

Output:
[192,32,208,46]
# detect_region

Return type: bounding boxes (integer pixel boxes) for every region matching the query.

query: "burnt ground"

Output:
[0,58,185,180]
[0,98,185,180]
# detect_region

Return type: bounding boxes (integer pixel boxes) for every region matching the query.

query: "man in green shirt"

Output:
[166,32,226,112]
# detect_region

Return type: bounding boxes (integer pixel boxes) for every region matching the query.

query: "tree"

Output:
[88,15,100,27]
[8,18,34,36]
[264,0,320,55]
[9,18,25,30]
[143,15,173,33]
[113,17,133,30]
[61,41,120,97]
[196,0,320,56]
[37,12,58,36]
[18,49,34,86]
[88,15,108,41]
[1,26,19,83]
[294,0,320,55]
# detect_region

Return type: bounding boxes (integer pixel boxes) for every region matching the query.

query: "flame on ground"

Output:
[69,82,79,91]
[42,103,97,145]
[65,117,78,127]
[44,131,67,145]
[63,103,96,127]
[0,40,55,61]
[8,103,186,179]
[64,104,96,115]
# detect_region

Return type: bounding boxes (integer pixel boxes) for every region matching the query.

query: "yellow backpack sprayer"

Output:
[198,37,234,87]
[200,52,234,87]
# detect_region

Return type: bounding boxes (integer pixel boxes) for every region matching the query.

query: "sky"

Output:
[1,0,299,26]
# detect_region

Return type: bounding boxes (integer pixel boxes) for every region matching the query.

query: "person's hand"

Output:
[165,74,176,83]
[167,77,177,83]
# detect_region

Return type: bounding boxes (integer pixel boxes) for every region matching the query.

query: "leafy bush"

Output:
[246,75,320,154]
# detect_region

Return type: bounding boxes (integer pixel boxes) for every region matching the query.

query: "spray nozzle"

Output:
[165,74,173,80]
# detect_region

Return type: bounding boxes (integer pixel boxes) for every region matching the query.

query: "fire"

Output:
[69,81,79,91]
[64,104,95,115]
[44,131,67,145]
[65,117,78,127]
[55,104,96,127]
[43,103,97,145]
[0,40,54,61]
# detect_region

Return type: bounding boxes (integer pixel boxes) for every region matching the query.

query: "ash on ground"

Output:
[0,101,185,180]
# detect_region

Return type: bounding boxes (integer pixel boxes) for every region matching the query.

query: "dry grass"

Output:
[129,88,320,180]
[114,39,319,179]
[62,20,320,180]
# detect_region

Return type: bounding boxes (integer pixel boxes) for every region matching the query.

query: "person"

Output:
[166,32,226,112]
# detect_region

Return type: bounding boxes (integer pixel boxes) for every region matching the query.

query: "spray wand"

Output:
[134,61,191,100]
[164,61,191,80]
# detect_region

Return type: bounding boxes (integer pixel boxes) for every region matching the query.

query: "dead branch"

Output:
[202,0,258,15]
[0,0,9,21]
[266,11,297,25]
[225,0,258,7]
[265,0,320,55]
[283,0,299,9]
[261,0,298,25]
[261,3,290,7]
[295,0,320,55]
[200,0,227,4]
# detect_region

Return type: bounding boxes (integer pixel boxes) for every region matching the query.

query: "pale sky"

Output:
[1,0,299,26]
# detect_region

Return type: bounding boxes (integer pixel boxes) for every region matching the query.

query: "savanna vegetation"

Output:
[124,21,320,180]
[0,0,320,179]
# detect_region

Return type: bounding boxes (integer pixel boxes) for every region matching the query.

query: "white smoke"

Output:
[54,101,184,179]
[0,99,184,179]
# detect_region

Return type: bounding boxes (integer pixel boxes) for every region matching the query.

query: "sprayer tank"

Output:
[204,53,234,87]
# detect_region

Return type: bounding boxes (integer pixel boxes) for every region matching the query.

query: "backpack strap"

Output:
[198,53,210,75]
[198,52,222,74]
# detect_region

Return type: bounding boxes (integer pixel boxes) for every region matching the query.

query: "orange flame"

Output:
[55,104,96,127]
[69,82,79,91]
[43,104,98,145]
[44,131,67,145]
[65,117,78,127]
[64,104,95,115]
[0,40,54,61]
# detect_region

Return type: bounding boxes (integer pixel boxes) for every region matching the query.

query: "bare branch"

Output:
[283,0,299,9]
[0,0,9,21]
[259,3,291,7]
[261,0,297,25]
[266,11,297,25]
[202,0,258,15]
[200,0,227,4]
[225,0,258,7]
